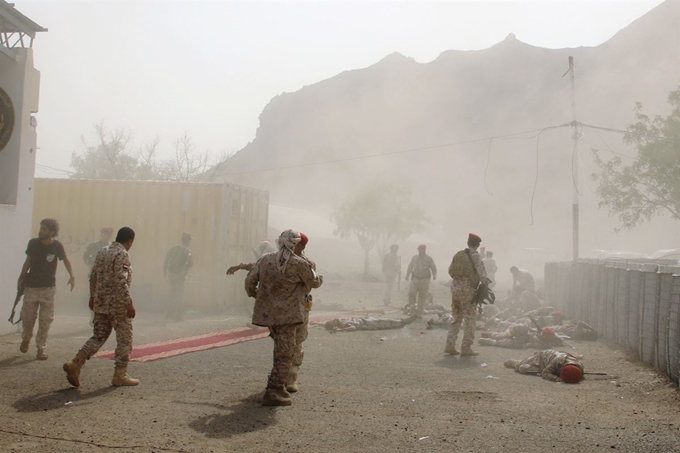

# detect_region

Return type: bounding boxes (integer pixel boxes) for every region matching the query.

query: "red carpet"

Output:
[94,308,401,362]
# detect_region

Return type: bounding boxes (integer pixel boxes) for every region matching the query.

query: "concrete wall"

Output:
[0,49,40,335]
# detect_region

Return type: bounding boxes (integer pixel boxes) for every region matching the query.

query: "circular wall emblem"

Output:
[0,86,15,153]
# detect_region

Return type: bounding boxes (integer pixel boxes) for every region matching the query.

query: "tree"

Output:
[592,88,680,230]
[331,180,429,275]
[71,122,158,180]
[71,123,224,183]
[157,132,212,182]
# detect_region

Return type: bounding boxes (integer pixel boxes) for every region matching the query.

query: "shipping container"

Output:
[32,178,269,314]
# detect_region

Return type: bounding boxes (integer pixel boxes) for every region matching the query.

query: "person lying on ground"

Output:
[503,349,584,383]
[325,314,418,332]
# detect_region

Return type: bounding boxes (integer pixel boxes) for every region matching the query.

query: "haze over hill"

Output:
[214,0,680,261]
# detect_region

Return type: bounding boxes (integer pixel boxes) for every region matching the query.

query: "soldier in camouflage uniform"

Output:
[290,233,320,394]
[82,227,113,269]
[324,313,418,332]
[381,244,401,306]
[63,227,139,388]
[405,244,437,316]
[17,218,75,360]
[245,229,323,406]
[445,233,489,357]
[163,232,194,321]
[504,349,584,383]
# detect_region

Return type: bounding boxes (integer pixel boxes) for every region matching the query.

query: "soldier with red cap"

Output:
[405,244,437,317]
[445,233,489,356]
[503,349,584,383]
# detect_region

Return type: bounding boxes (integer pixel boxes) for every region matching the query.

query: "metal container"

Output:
[32,178,269,314]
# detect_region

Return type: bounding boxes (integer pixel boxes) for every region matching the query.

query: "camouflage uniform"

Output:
[553,321,598,341]
[163,244,194,319]
[83,239,109,269]
[21,287,56,350]
[245,252,322,390]
[511,349,584,381]
[482,256,498,288]
[293,256,319,372]
[513,268,536,293]
[78,242,135,366]
[446,248,487,351]
[333,316,413,330]
[382,251,401,305]
[479,323,533,349]
[406,254,437,315]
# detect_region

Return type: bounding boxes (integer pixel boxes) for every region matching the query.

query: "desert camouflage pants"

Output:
[21,286,56,350]
[168,274,185,318]
[384,274,397,305]
[446,286,477,349]
[408,278,430,314]
[267,324,296,388]
[79,313,133,367]
[293,308,310,368]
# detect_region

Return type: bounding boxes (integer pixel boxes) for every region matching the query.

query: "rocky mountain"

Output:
[215,0,680,258]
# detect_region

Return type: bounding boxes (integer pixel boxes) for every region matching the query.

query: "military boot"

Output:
[444,344,460,355]
[36,347,48,360]
[286,367,300,393]
[111,365,140,386]
[262,385,292,406]
[460,346,479,357]
[20,339,30,353]
[63,353,87,387]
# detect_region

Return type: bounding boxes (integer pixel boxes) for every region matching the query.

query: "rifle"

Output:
[8,288,24,325]
[464,249,494,313]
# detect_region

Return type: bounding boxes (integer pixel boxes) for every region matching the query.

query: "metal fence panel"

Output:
[615,263,630,345]
[669,274,680,384]
[627,267,643,354]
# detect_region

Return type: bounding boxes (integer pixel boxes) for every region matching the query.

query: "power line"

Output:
[36,163,74,174]
[217,123,571,176]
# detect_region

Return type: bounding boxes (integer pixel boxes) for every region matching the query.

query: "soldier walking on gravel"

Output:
[163,232,194,321]
[445,233,489,357]
[405,244,437,316]
[381,244,401,306]
[63,227,139,388]
[245,229,323,406]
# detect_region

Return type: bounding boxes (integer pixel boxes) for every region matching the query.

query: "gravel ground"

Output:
[1,279,679,453]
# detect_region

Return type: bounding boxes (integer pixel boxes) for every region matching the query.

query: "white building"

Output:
[0,1,45,334]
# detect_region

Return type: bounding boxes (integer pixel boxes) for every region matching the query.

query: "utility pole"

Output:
[568,56,579,260]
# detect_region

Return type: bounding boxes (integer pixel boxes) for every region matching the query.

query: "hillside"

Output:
[214,0,680,258]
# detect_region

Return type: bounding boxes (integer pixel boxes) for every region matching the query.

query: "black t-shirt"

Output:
[24,238,66,288]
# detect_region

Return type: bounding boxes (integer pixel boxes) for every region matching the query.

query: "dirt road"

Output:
[1,280,678,452]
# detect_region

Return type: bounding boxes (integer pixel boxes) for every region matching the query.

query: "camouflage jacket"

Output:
[382,252,401,276]
[90,242,133,316]
[246,252,323,327]
[406,254,437,279]
[449,248,487,291]
[517,349,584,382]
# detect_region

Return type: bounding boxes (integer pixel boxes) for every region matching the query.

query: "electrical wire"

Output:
[483,137,494,196]
[577,122,669,142]
[589,127,636,160]
[528,124,567,225]
[216,123,571,176]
